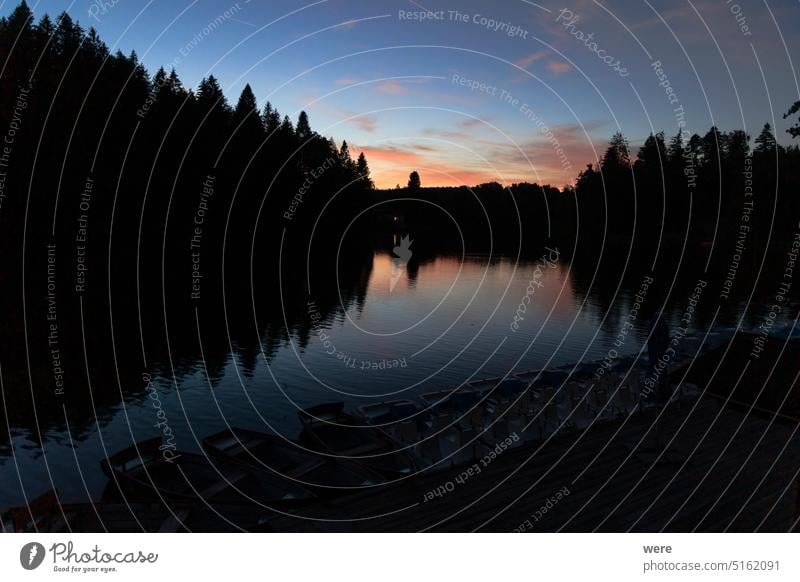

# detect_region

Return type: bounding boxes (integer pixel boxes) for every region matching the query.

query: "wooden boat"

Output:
[202,427,386,495]
[483,379,528,402]
[419,385,487,414]
[100,437,316,506]
[298,403,418,478]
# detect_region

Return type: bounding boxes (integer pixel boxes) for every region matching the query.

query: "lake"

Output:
[0,243,786,509]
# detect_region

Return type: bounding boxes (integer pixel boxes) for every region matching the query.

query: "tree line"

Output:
[389,120,800,256]
[572,123,800,248]
[0,1,374,293]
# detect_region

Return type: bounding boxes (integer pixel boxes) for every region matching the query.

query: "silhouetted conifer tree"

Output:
[357,152,373,189]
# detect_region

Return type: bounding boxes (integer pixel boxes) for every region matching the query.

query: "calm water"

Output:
[0,248,780,508]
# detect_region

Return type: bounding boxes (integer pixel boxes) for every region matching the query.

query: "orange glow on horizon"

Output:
[355,137,589,190]
[360,151,577,189]
[369,166,575,189]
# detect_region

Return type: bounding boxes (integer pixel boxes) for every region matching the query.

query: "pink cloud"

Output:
[515,50,550,69]
[350,115,378,133]
[547,61,571,75]
[375,80,411,94]
[460,118,487,129]
[356,145,423,166]
[422,128,470,140]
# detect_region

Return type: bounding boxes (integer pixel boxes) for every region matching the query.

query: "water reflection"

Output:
[0,240,796,508]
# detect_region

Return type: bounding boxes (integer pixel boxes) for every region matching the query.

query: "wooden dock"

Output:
[265,395,800,532]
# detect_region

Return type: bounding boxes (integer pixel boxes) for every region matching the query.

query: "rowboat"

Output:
[354,399,422,423]
[298,403,418,478]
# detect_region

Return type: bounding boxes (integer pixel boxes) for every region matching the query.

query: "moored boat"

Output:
[298,403,418,478]
[354,399,422,423]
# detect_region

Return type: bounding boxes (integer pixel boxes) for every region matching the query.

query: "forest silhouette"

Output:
[0,2,377,437]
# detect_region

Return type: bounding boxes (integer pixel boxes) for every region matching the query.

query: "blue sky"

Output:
[11,0,800,187]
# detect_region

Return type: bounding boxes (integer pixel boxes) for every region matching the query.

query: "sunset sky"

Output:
[23,0,800,188]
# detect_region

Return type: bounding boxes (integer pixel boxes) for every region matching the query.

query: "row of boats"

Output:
[3,345,711,532]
